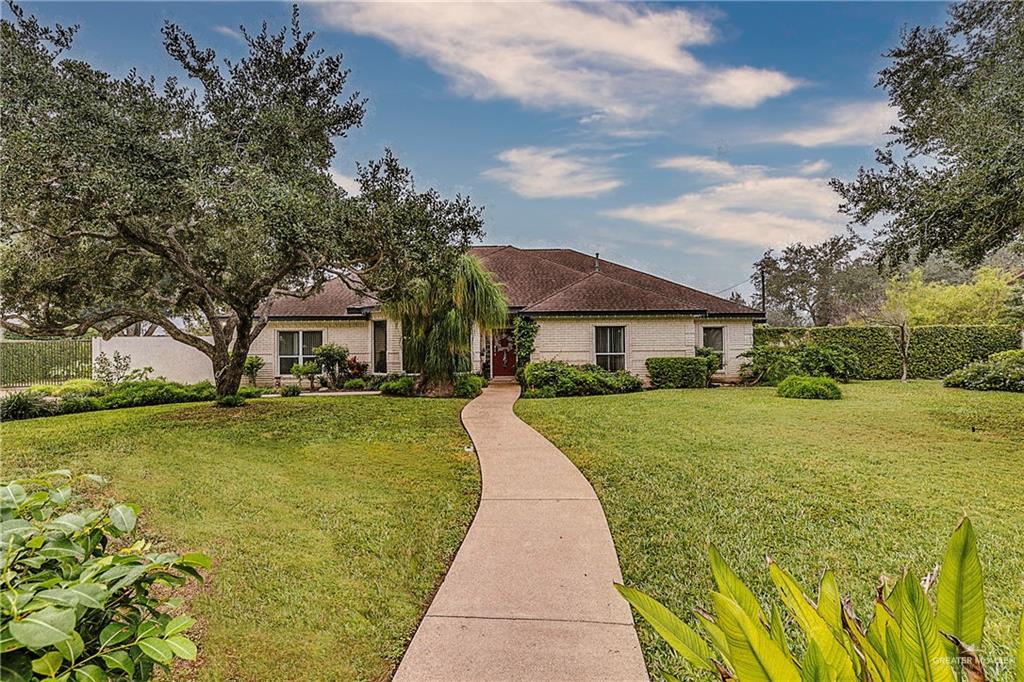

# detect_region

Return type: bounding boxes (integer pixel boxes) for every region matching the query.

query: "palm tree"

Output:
[383,253,508,395]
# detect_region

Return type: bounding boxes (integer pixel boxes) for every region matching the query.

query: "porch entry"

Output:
[491,328,516,376]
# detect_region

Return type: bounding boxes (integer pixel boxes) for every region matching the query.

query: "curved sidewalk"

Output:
[394,383,648,681]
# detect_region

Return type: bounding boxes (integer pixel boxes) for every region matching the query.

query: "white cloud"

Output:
[657,155,766,179]
[605,175,841,247]
[328,169,360,196]
[317,2,798,119]
[797,159,831,175]
[484,147,622,199]
[769,101,897,147]
[213,25,244,42]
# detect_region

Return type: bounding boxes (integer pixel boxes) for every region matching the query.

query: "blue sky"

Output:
[21,1,947,299]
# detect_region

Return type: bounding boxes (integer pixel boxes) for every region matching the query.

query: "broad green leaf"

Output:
[800,640,830,682]
[99,651,133,676]
[137,637,173,664]
[936,518,984,649]
[0,519,35,543]
[46,513,86,535]
[615,584,714,670]
[108,505,137,533]
[66,584,107,610]
[181,552,212,569]
[898,573,955,682]
[99,623,132,648]
[49,487,72,505]
[164,615,195,638]
[37,590,78,608]
[8,606,76,649]
[769,605,788,653]
[887,628,911,682]
[135,620,162,640]
[711,592,800,682]
[695,608,733,667]
[710,545,767,625]
[75,664,108,682]
[868,600,899,655]
[842,604,889,682]
[1,624,20,653]
[818,571,843,634]
[769,561,857,682]
[166,635,197,660]
[31,651,63,676]
[54,630,84,662]
[0,483,27,509]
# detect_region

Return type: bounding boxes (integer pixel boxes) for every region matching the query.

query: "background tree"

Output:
[384,254,507,396]
[881,267,1015,325]
[0,5,482,396]
[832,1,1024,267]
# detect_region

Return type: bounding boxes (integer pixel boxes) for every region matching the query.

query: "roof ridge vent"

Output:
[593,252,599,271]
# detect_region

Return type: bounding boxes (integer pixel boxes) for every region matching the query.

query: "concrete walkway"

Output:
[394,383,648,682]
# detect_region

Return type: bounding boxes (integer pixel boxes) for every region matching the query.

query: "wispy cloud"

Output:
[212,25,244,42]
[606,158,841,247]
[484,146,623,199]
[317,2,799,120]
[768,101,896,147]
[797,159,831,175]
[657,154,766,179]
[328,168,360,196]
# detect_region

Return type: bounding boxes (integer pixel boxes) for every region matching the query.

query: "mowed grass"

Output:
[3,396,480,682]
[516,381,1024,680]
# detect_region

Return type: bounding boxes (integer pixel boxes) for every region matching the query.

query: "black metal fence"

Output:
[0,339,92,387]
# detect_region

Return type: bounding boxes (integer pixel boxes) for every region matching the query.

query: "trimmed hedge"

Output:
[521,361,643,397]
[944,349,1024,392]
[777,375,843,400]
[453,373,487,398]
[646,357,711,388]
[754,325,1020,379]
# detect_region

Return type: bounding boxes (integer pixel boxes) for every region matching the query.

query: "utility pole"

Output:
[759,266,766,314]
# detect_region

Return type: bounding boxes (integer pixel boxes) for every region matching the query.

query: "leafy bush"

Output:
[695,346,722,373]
[380,375,416,397]
[740,342,859,385]
[93,351,152,385]
[617,518,1012,682]
[99,380,217,410]
[56,378,107,397]
[243,355,265,386]
[236,386,264,399]
[363,373,403,391]
[290,360,320,391]
[342,378,366,391]
[312,344,349,389]
[755,324,1019,379]
[215,393,246,408]
[944,349,1024,392]
[1,471,208,681]
[453,373,486,398]
[777,374,843,400]
[279,384,302,397]
[26,384,59,396]
[646,357,711,389]
[0,392,57,421]
[57,396,102,415]
[521,361,643,397]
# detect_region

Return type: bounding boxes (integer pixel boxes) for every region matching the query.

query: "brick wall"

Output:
[250,320,373,385]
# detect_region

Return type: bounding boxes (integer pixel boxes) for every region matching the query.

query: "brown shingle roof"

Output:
[265,245,761,318]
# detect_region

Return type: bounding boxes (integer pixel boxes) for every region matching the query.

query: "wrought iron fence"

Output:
[0,339,92,387]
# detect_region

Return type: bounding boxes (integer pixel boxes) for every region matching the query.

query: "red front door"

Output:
[492,329,516,376]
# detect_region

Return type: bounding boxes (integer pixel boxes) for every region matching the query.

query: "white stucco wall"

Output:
[92,337,214,384]
[530,315,754,381]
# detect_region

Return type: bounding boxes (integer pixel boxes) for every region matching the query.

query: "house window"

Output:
[278,330,323,375]
[595,326,626,371]
[702,326,724,369]
[372,320,388,374]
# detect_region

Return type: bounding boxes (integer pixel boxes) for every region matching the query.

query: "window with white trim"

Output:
[701,326,724,370]
[278,330,323,375]
[595,326,626,371]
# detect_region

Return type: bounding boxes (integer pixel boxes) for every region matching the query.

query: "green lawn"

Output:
[4,396,480,682]
[516,381,1024,681]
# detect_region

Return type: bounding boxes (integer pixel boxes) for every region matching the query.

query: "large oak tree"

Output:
[0,5,483,395]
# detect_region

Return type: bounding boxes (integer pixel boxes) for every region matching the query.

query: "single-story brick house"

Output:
[250,245,764,385]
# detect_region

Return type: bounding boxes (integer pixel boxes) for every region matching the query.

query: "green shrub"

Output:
[0,471,208,681]
[243,355,265,386]
[646,357,710,389]
[754,324,1019,379]
[521,361,643,397]
[312,344,349,389]
[215,393,246,408]
[342,378,367,391]
[617,518,1007,682]
[290,360,320,391]
[57,396,102,415]
[453,373,485,398]
[98,380,216,409]
[380,375,416,397]
[0,392,57,421]
[236,386,264,399]
[57,378,107,397]
[944,350,1024,392]
[741,342,860,385]
[695,346,722,373]
[93,351,152,385]
[776,374,843,400]
[279,384,302,397]
[26,384,59,396]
